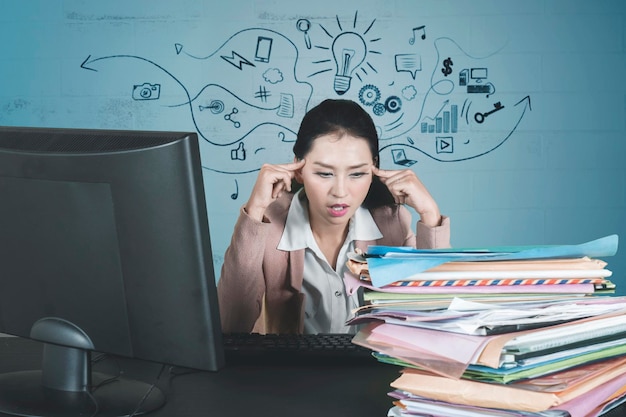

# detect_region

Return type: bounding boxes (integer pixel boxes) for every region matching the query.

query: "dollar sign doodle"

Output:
[441,57,453,76]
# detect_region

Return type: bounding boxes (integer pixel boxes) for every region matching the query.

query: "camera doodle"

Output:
[132,83,161,100]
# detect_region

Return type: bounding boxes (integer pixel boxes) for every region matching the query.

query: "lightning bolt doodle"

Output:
[220,51,256,70]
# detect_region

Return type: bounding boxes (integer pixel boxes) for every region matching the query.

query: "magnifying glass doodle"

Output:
[296,19,312,49]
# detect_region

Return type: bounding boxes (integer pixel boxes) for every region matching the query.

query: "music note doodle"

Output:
[231,179,239,200]
[409,25,426,44]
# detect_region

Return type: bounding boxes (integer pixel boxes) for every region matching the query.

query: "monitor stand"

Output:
[0,318,165,417]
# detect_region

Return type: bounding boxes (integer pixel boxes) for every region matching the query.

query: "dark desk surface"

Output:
[0,337,399,417]
[0,337,624,417]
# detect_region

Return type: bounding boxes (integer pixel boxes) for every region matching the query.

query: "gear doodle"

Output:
[358,84,381,106]
[384,96,402,113]
[372,102,386,116]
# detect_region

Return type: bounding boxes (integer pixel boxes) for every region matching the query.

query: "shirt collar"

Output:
[277,189,383,251]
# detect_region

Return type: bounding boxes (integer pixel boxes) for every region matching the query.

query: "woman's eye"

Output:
[316,172,333,178]
[350,172,367,178]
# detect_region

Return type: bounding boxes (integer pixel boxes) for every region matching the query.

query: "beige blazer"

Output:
[217,192,451,334]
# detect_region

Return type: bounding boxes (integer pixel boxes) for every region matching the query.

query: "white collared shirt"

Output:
[277,190,383,334]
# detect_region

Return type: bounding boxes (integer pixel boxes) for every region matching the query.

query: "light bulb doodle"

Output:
[308,12,380,93]
[331,32,366,95]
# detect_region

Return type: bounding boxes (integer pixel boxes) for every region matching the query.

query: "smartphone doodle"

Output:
[255,36,273,63]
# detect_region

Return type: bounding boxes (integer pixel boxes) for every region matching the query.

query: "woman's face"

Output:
[296,133,374,231]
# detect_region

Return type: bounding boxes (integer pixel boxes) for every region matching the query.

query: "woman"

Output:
[218,99,450,334]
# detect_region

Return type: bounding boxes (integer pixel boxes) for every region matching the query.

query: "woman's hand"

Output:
[372,166,442,227]
[244,159,306,221]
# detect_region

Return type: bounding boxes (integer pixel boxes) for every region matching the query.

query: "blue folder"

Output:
[366,234,619,288]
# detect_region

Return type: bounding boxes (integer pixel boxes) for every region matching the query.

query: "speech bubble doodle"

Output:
[395,54,422,80]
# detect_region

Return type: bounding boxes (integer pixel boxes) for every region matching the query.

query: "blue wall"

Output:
[1,0,625,292]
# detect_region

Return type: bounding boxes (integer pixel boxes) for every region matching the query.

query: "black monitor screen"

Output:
[0,126,224,416]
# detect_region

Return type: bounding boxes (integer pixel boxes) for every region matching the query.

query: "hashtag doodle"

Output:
[254,86,271,102]
[441,57,453,76]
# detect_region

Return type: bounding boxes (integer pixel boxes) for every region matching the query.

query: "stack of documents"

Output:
[347,235,626,417]
[346,235,617,311]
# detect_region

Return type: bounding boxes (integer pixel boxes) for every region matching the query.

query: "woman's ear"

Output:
[293,157,304,183]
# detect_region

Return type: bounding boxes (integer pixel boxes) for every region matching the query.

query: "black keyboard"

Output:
[222,332,375,365]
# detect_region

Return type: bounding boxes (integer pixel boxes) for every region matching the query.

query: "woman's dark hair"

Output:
[292,99,395,209]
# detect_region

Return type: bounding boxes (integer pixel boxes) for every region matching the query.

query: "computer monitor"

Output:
[0,126,225,416]
[470,67,488,81]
